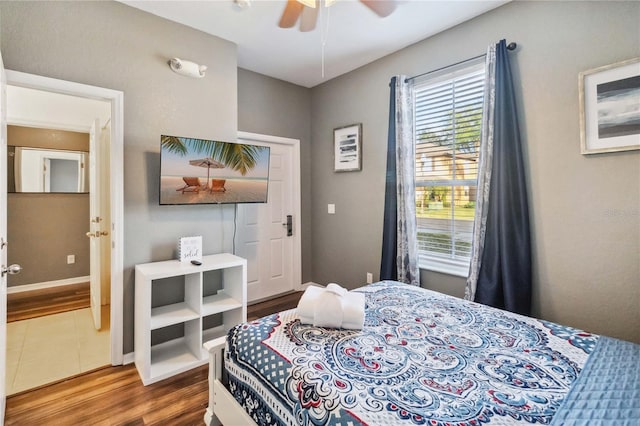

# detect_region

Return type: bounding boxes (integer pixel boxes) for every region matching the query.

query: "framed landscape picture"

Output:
[334,123,362,172]
[579,57,640,154]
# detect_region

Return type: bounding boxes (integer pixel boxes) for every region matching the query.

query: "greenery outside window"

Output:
[414,60,485,276]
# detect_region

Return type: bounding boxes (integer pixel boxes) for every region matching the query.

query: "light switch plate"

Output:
[328,204,335,214]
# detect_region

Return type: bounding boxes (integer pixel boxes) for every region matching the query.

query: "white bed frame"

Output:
[203,337,259,426]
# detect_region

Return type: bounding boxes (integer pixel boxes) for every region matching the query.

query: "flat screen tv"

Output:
[160,135,270,205]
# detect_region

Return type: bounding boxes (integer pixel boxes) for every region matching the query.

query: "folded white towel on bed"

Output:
[340,292,365,330]
[296,283,365,330]
[296,285,324,325]
[314,289,344,328]
[325,282,348,297]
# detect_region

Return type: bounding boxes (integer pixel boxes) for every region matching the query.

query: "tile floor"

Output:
[5,305,110,395]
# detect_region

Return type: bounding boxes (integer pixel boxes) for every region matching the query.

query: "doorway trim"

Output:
[6,70,124,364]
[237,131,302,292]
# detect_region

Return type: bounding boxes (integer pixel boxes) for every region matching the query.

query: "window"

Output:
[414,61,485,276]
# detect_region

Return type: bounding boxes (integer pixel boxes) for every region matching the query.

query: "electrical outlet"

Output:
[366,272,373,284]
[67,255,75,264]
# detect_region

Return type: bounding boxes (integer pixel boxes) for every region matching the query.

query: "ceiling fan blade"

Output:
[279,0,305,28]
[300,4,319,32]
[359,0,397,17]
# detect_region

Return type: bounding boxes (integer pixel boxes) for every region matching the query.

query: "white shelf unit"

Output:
[135,253,247,385]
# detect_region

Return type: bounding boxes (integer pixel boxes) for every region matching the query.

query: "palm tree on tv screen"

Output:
[161,135,264,176]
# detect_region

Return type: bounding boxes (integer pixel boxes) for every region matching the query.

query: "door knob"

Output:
[1,264,22,277]
[282,215,293,236]
[87,231,109,238]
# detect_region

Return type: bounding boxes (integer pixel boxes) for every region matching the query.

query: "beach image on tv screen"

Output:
[160,135,270,205]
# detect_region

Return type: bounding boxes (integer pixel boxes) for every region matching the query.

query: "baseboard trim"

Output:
[7,276,91,294]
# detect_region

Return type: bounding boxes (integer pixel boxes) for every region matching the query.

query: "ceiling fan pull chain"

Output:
[320,1,331,79]
[322,43,325,78]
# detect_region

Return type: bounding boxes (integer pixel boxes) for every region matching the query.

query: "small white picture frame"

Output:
[579,57,640,154]
[334,123,362,172]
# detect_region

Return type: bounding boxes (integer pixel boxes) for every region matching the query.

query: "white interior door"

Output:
[99,125,111,305]
[0,49,8,425]
[235,134,301,302]
[88,119,101,330]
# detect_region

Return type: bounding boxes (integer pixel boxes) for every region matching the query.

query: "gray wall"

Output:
[1,0,638,358]
[0,1,238,353]
[237,69,313,283]
[310,1,640,343]
[8,194,90,286]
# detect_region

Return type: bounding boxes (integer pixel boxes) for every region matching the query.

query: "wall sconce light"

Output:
[169,58,207,78]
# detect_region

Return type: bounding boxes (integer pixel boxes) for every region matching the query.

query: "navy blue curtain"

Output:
[474,40,532,315]
[380,77,398,281]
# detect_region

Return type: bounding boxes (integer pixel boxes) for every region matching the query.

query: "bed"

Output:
[204,280,640,425]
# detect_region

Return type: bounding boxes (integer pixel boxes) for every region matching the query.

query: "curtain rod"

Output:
[405,42,517,83]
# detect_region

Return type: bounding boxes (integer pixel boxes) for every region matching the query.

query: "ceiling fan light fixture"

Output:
[280,0,397,31]
[297,0,338,8]
[233,0,251,9]
[297,0,317,8]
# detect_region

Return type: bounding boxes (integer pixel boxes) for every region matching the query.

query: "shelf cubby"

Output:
[135,253,247,385]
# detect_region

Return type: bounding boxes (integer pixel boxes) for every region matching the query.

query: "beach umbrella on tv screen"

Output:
[189,157,224,188]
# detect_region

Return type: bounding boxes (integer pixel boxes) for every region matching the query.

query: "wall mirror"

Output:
[8,146,89,193]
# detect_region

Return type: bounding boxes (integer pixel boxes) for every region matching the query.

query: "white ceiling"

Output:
[122,0,509,88]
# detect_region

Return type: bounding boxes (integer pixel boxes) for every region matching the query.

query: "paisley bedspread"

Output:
[224,281,604,425]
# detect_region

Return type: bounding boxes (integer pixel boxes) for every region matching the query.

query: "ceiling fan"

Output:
[278,0,398,32]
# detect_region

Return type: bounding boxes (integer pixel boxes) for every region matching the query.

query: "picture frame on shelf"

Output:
[178,235,202,262]
[579,57,640,154]
[334,123,362,172]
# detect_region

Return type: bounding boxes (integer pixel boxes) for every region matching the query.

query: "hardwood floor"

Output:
[247,291,303,321]
[5,290,304,425]
[5,365,208,426]
[7,282,90,323]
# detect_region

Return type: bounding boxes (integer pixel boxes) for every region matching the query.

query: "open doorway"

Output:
[3,82,119,394]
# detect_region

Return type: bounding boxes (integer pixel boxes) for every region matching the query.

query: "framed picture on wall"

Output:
[579,57,640,154]
[334,123,362,172]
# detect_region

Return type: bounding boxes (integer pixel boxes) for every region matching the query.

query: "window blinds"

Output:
[414,62,485,270]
